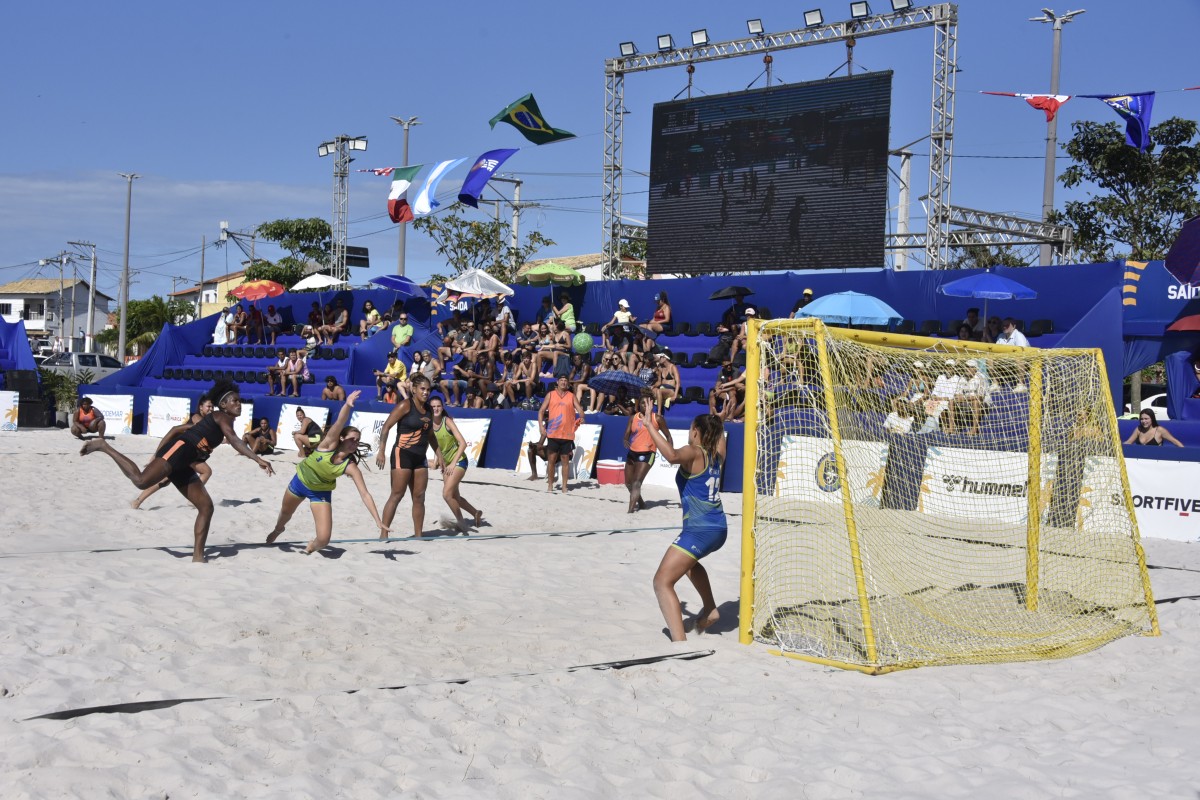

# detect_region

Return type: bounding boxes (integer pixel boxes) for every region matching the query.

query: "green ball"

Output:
[572,332,594,354]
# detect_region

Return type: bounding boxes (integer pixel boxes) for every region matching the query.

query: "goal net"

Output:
[738,318,1159,673]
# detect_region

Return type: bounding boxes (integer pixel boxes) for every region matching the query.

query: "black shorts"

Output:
[545,437,574,457]
[391,446,428,471]
[626,450,655,465]
[155,438,201,491]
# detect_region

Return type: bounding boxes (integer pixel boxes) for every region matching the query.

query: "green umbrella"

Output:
[517,261,586,287]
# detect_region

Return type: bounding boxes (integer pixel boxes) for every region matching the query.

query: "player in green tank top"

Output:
[427,395,483,534]
[267,390,390,554]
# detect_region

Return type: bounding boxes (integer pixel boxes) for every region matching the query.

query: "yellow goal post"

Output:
[738,317,1158,674]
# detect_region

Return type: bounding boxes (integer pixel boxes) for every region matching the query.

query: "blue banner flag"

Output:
[1082,92,1155,151]
[458,148,519,208]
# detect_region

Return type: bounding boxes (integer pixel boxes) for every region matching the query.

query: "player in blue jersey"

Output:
[641,401,727,641]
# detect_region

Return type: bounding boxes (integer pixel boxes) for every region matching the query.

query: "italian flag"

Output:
[387,165,423,223]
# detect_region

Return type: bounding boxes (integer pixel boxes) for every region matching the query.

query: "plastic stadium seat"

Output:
[695,322,714,336]
[946,319,963,335]
[202,369,215,382]
[670,351,688,366]
[919,320,942,336]
[590,351,604,366]
[671,321,692,336]
[757,306,772,320]
[895,319,916,334]
[689,352,710,368]
[681,386,706,405]
[202,345,214,358]
[1028,319,1054,337]
[334,347,348,360]
[253,346,267,359]
[181,368,193,381]
[234,371,247,383]
[584,322,602,335]
[232,346,244,358]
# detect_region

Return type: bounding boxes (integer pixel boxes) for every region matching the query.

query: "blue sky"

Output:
[2,0,1197,302]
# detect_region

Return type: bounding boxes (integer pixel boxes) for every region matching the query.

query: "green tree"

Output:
[1052,117,1200,262]
[248,217,332,290]
[413,203,554,284]
[946,244,1031,270]
[96,295,193,353]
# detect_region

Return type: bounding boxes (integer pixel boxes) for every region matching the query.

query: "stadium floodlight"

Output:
[691,29,709,47]
[619,41,637,57]
[850,1,871,18]
[657,33,675,51]
[890,0,913,10]
[747,18,764,36]
[804,9,824,27]
[317,141,336,157]
[348,137,368,151]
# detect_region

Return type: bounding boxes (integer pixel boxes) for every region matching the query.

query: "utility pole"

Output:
[57,252,66,347]
[69,255,78,351]
[198,235,206,319]
[1030,8,1085,266]
[490,175,525,278]
[390,115,421,277]
[117,172,140,360]
[70,241,97,350]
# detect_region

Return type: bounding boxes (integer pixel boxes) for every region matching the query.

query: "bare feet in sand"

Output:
[695,606,720,632]
[473,509,483,527]
[266,528,284,544]
[526,475,540,482]
[79,439,105,457]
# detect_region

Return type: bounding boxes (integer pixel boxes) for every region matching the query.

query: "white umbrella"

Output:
[434,269,514,304]
[290,273,347,291]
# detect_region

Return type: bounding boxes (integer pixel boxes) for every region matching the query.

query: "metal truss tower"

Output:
[318,135,367,283]
[601,3,959,278]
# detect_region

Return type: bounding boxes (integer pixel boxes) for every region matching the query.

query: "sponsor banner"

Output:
[147,396,192,438]
[643,429,691,489]
[922,446,1033,524]
[275,403,329,451]
[89,394,134,435]
[350,411,391,456]
[513,420,602,480]
[454,418,492,469]
[0,390,17,432]
[1124,457,1200,542]
[235,401,255,436]
[773,436,887,505]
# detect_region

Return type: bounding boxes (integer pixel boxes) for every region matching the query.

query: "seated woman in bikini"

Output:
[1124,409,1184,447]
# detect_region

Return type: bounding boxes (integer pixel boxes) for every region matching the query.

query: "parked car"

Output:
[39,352,124,381]
[1123,392,1170,420]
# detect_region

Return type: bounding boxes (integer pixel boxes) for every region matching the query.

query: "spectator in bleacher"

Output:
[71,396,106,439]
[1124,409,1184,447]
[919,359,966,433]
[307,302,324,340]
[316,303,336,341]
[359,300,382,339]
[728,308,755,365]
[457,320,484,363]
[884,396,915,434]
[510,350,539,408]
[479,321,502,377]
[264,305,283,345]
[390,310,414,354]
[330,300,350,342]
[535,296,555,327]
[601,299,638,355]
[579,351,616,414]
[997,318,1030,348]
[553,294,577,334]
[906,360,933,404]
[516,321,538,354]
[640,291,673,339]
[242,417,277,455]
[284,349,310,398]
[791,288,815,317]
[462,352,492,409]
[322,376,346,402]
[228,304,248,344]
[494,296,515,345]
[654,352,681,409]
[301,325,319,356]
[266,348,289,396]
[709,362,746,421]
[441,354,474,407]
[981,316,1003,344]
[374,352,407,401]
[635,351,656,385]
[292,406,323,456]
[951,359,991,436]
[532,322,558,375]
[413,349,441,386]
[705,321,734,366]
[437,309,464,339]
[381,382,400,404]
[246,305,265,345]
[955,322,974,341]
[965,307,985,337]
[485,351,516,408]
[567,352,591,395]
[212,305,232,345]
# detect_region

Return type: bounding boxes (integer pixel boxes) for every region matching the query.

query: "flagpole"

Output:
[391,115,421,277]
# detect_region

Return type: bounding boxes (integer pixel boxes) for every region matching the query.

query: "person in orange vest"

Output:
[537,374,584,493]
[623,389,670,514]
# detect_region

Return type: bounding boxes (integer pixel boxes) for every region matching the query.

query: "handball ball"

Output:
[572,332,594,354]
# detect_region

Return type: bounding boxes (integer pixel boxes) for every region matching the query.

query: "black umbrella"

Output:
[588,370,649,397]
[709,286,754,300]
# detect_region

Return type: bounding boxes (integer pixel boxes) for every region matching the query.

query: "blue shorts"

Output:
[671,525,728,561]
[287,473,332,504]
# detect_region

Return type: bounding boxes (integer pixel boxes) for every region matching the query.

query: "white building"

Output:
[0,278,113,351]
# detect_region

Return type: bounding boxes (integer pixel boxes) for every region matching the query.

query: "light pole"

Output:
[390,115,421,277]
[117,172,139,360]
[1030,7,1085,266]
[318,135,367,283]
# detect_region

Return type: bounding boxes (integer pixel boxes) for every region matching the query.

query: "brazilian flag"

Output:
[489,93,575,145]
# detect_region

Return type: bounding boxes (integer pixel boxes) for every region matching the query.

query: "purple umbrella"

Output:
[1165,215,1200,286]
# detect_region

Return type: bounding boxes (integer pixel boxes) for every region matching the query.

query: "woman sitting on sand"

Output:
[131,393,214,509]
[81,381,274,562]
[266,390,390,554]
[641,404,727,641]
[427,394,483,533]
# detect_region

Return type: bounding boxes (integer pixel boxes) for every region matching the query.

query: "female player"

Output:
[641,402,726,641]
[375,373,435,538]
[71,396,106,439]
[623,390,669,514]
[81,381,275,562]
[427,394,483,533]
[266,390,390,553]
[131,394,214,509]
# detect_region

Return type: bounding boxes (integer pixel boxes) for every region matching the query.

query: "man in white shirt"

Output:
[494,296,515,345]
[952,359,991,435]
[920,359,966,432]
[996,318,1030,348]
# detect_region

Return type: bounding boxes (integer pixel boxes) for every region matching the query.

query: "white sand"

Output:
[0,429,1197,798]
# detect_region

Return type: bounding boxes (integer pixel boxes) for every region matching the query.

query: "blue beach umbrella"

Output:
[796,291,903,326]
[936,270,1036,322]
[368,274,426,298]
[588,369,649,398]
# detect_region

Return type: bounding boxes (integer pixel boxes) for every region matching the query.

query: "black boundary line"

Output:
[25,649,716,722]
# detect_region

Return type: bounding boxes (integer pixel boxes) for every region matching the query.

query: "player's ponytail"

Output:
[692,414,724,459]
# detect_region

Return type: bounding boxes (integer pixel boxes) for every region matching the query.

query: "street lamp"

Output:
[318,135,367,282]
[1030,7,1085,265]
[117,172,139,360]
[390,115,422,277]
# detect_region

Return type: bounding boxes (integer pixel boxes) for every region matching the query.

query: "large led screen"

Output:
[646,72,891,274]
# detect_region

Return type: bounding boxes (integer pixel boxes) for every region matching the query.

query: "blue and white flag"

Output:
[458,148,519,208]
[413,157,467,216]
[1081,92,1156,151]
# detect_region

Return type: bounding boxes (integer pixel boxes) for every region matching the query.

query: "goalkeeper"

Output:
[641,401,728,642]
